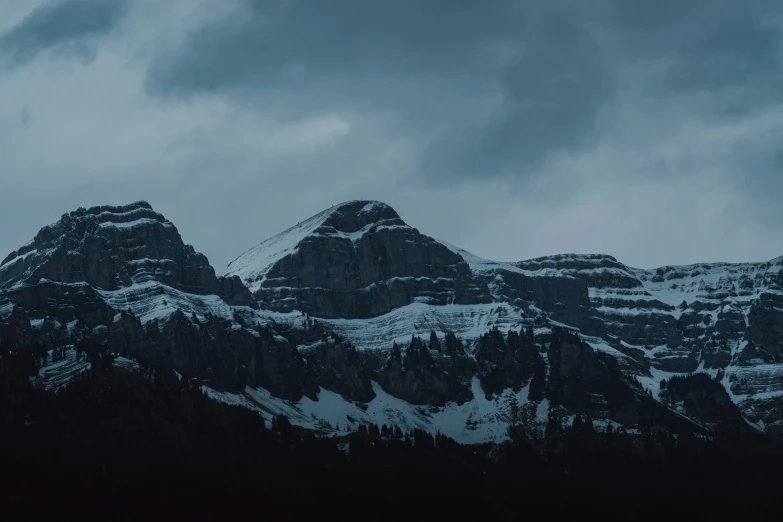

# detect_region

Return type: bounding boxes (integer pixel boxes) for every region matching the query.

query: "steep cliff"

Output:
[0,202,253,318]
[4,199,781,442]
[225,201,490,318]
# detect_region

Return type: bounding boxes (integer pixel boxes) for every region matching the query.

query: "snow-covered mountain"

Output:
[0,201,254,322]
[3,199,782,441]
[225,200,490,318]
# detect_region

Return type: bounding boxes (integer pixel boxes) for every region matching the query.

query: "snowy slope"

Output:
[223,205,338,294]
[0,202,256,332]
[430,241,783,430]
[632,260,783,308]
[206,378,531,444]
[224,200,414,294]
[8,199,783,441]
[438,241,532,276]
[97,280,249,325]
[321,301,524,351]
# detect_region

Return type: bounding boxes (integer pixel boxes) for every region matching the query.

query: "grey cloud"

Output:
[668,14,783,112]
[4,0,783,272]
[146,0,615,183]
[145,0,519,96]
[728,127,783,226]
[604,0,700,28]
[0,0,129,68]
[598,0,783,116]
[666,15,783,115]
[423,13,613,181]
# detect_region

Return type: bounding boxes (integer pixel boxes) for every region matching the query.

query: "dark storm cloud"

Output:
[145,1,615,181]
[666,15,783,115]
[3,0,783,271]
[0,0,129,68]
[143,0,783,187]
[601,0,783,114]
[145,0,519,95]
[423,13,613,180]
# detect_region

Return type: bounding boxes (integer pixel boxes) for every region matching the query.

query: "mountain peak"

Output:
[0,200,218,294]
[320,200,403,234]
[224,200,406,290]
[0,202,156,268]
[332,199,392,212]
[83,200,154,215]
[225,200,488,316]
[514,253,626,272]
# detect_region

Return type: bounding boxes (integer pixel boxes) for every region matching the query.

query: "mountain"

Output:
[224,200,490,318]
[2,199,782,442]
[0,202,314,399]
[0,201,254,322]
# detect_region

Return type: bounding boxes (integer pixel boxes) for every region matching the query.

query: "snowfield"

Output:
[208,377,533,445]
[321,301,525,351]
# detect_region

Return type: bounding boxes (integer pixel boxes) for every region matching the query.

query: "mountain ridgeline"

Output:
[2,199,783,440]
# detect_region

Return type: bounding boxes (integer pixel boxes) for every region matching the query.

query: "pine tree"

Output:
[528,357,547,401]
[507,394,520,426]
[390,341,401,363]
[572,415,585,433]
[545,416,560,439]
[444,332,462,357]
[272,414,293,437]
[507,330,523,353]
[429,331,441,353]
[605,424,615,446]
[526,325,535,347]
[585,416,595,436]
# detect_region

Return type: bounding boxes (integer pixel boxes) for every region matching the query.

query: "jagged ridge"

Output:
[4,199,783,441]
[225,200,490,318]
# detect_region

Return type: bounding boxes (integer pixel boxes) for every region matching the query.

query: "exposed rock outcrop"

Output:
[225,201,490,319]
[0,201,252,306]
[4,199,783,441]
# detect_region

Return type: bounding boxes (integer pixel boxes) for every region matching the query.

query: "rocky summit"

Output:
[224,200,490,318]
[2,199,783,442]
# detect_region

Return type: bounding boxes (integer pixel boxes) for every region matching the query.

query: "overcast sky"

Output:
[1,0,782,271]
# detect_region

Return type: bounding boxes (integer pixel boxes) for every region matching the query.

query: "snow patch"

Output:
[210,377,528,444]
[223,206,337,293]
[98,218,172,230]
[322,301,524,351]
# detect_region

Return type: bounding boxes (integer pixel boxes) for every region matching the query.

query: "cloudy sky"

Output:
[1,0,782,271]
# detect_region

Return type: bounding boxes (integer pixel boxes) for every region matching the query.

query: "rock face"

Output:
[436,245,606,337]
[0,202,299,400]
[0,201,252,307]
[225,201,490,318]
[4,199,783,441]
[513,254,678,346]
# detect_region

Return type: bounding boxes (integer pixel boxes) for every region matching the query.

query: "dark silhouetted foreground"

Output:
[2,342,782,521]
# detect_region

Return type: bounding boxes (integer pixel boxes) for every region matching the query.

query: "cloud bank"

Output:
[1,0,782,271]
